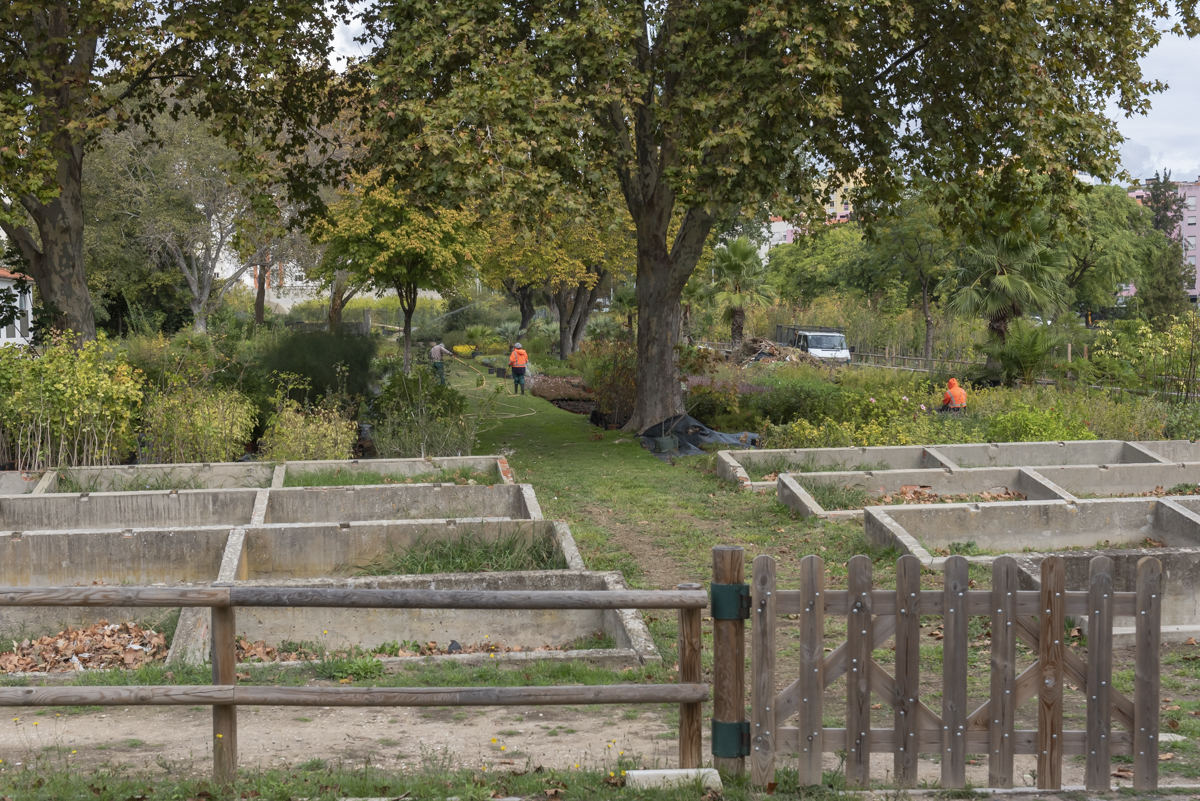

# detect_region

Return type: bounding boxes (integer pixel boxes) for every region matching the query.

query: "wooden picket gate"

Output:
[748,552,1163,791]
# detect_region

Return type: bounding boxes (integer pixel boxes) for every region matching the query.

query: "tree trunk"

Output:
[921,276,934,361]
[552,267,607,358]
[0,142,98,341]
[397,280,418,374]
[502,279,537,332]
[255,262,268,325]
[327,269,359,331]
[730,308,745,345]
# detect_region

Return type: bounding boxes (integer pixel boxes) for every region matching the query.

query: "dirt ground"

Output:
[0,700,1179,789]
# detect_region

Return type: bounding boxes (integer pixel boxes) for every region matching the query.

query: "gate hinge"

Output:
[710,582,750,620]
[711,719,751,758]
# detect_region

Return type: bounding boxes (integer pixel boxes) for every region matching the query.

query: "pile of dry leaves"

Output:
[0,620,168,673]
[529,375,592,401]
[879,485,1026,505]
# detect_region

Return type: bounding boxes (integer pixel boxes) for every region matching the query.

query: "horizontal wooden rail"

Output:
[776,727,1133,756]
[774,588,1136,618]
[0,683,709,708]
[0,587,710,610]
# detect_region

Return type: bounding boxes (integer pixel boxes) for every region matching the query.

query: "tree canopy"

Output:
[366,0,1197,430]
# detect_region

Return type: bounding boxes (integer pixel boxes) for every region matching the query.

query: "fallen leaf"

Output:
[1167,718,1181,730]
[1163,705,1180,711]
[1159,752,1175,761]
[1112,768,1134,779]
[1187,637,1197,646]
[637,520,648,525]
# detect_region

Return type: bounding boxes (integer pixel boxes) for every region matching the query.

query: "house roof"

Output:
[0,268,30,281]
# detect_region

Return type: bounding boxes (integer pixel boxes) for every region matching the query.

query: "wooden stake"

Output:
[846,555,873,788]
[894,554,921,788]
[211,605,238,786]
[942,556,969,789]
[989,556,1018,789]
[1086,556,1114,791]
[712,546,746,777]
[677,583,703,770]
[1038,556,1065,789]
[796,555,825,786]
[1134,556,1162,792]
[751,557,776,787]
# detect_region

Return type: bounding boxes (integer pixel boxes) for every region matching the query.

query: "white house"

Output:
[0,268,33,346]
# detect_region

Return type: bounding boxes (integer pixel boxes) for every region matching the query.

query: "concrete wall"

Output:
[735,445,946,474]
[0,473,37,495]
[1033,462,1200,496]
[261,484,532,524]
[1013,548,1200,645]
[57,463,273,491]
[934,440,1161,467]
[1136,440,1200,463]
[241,519,559,580]
[283,456,511,483]
[0,489,260,531]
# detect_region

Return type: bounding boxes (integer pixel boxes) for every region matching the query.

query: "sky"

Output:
[1115,31,1200,184]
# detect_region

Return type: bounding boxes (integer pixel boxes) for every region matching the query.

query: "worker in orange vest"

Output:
[509,342,529,395]
[941,377,967,412]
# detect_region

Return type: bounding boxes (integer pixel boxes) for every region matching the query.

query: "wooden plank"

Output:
[774,589,1134,617]
[1134,556,1162,792]
[968,661,1039,731]
[1086,556,1115,792]
[211,605,238,786]
[893,554,921,788]
[0,683,712,707]
[0,587,231,607]
[1014,615,1135,732]
[1038,555,1066,790]
[0,586,710,609]
[230,587,711,609]
[774,615,895,723]
[712,546,746,777]
[941,555,969,789]
[775,727,1134,756]
[750,558,776,786]
[677,583,703,770]
[868,661,942,730]
[845,555,873,788]
[989,556,1018,789]
[796,555,824,786]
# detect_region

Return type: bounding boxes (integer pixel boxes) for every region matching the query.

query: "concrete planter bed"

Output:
[1,455,516,495]
[0,461,661,672]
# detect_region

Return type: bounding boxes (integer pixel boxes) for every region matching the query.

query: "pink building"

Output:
[1128,177,1200,297]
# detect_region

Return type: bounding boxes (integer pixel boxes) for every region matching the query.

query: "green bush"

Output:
[372,368,484,457]
[139,385,258,463]
[0,334,143,470]
[258,404,357,462]
[572,339,637,425]
[982,404,1096,443]
[256,331,376,402]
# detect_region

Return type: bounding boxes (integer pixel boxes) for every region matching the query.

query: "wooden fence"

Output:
[0,586,710,784]
[746,553,1162,791]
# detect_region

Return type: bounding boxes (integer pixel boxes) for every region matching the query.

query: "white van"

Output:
[776,325,853,365]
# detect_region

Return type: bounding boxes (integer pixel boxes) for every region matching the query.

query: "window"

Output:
[1190,256,1197,265]
[1188,196,1197,211]
[1189,216,1197,226]
[1189,236,1196,250]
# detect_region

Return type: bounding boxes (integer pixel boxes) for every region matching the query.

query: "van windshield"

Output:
[807,334,846,350]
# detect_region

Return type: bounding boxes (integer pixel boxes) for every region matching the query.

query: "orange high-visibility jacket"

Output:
[943,378,967,408]
[509,348,528,368]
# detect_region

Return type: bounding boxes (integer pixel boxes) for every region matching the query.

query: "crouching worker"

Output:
[940,377,967,413]
[509,342,528,395]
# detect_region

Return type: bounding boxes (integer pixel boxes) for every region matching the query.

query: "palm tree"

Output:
[610,285,638,334]
[494,320,525,347]
[710,237,776,344]
[943,217,1068,347]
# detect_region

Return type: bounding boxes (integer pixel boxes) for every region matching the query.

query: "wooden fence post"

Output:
[211,605,238,785]
[942,555,969,789]
[1038,555,1066,789]
[894,554,921,788]
[797,555,825,786]
[712,546,746,777]
[989,556,1019,789]
[846,555,872,789]
[1086,556,1114,791]
[1134,556,1162,792]
[751,556,776,787]
[677,583,703,770]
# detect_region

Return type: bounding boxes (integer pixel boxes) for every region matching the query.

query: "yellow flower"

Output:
[32,722,37,726]
[621,771,626,776]
[574,764,579,769]
[500,746,505,751]
[482,765,487,772]
[619,751,624,755]
[216,734,223,739]
[491,738,497,744]
[609,772,614,777]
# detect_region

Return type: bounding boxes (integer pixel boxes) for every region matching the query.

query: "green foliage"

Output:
[768,226,864,305]
[139,385,258,464]
[707,237,776,341]
[573,339,638,425]
[355,532,567,575]
[256,331,377,402]
[315,654,386,682]
[1061,185,1159,313]
[373,367,485,457]
[0,334,143,470]
[258,403,357,462]
[494,320,524,347]
[1137,240,1194,326]
[979,319,1068,386]
[983,404,1097,443]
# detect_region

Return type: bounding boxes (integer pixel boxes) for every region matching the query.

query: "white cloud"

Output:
[1114,32,1200,183]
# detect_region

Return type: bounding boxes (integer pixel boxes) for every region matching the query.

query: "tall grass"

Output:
[284,464,501,488]
[355,531,567,575]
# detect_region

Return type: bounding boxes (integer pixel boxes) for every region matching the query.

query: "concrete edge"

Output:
[519,484,544,520]
[922,446,957,471]
[1018,467,1077,502]
[600,572,662,665]
[31,471,56,495]
[553,521,587,571]
[1126,440,1175,464]
[863,507,935,565]
[495,456,516,484]
[715,450,752,490]
[777,474,824,519]
[270,465,287,488]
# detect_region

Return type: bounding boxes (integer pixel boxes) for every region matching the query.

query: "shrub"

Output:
[139,385,257,464]
[573,339,637,426]
[256,331,376,401]
[983,404,1096,443]
[372,368,485,457]
[0,334,143,470]
[258,404,357,462]
[452,344,474,357]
